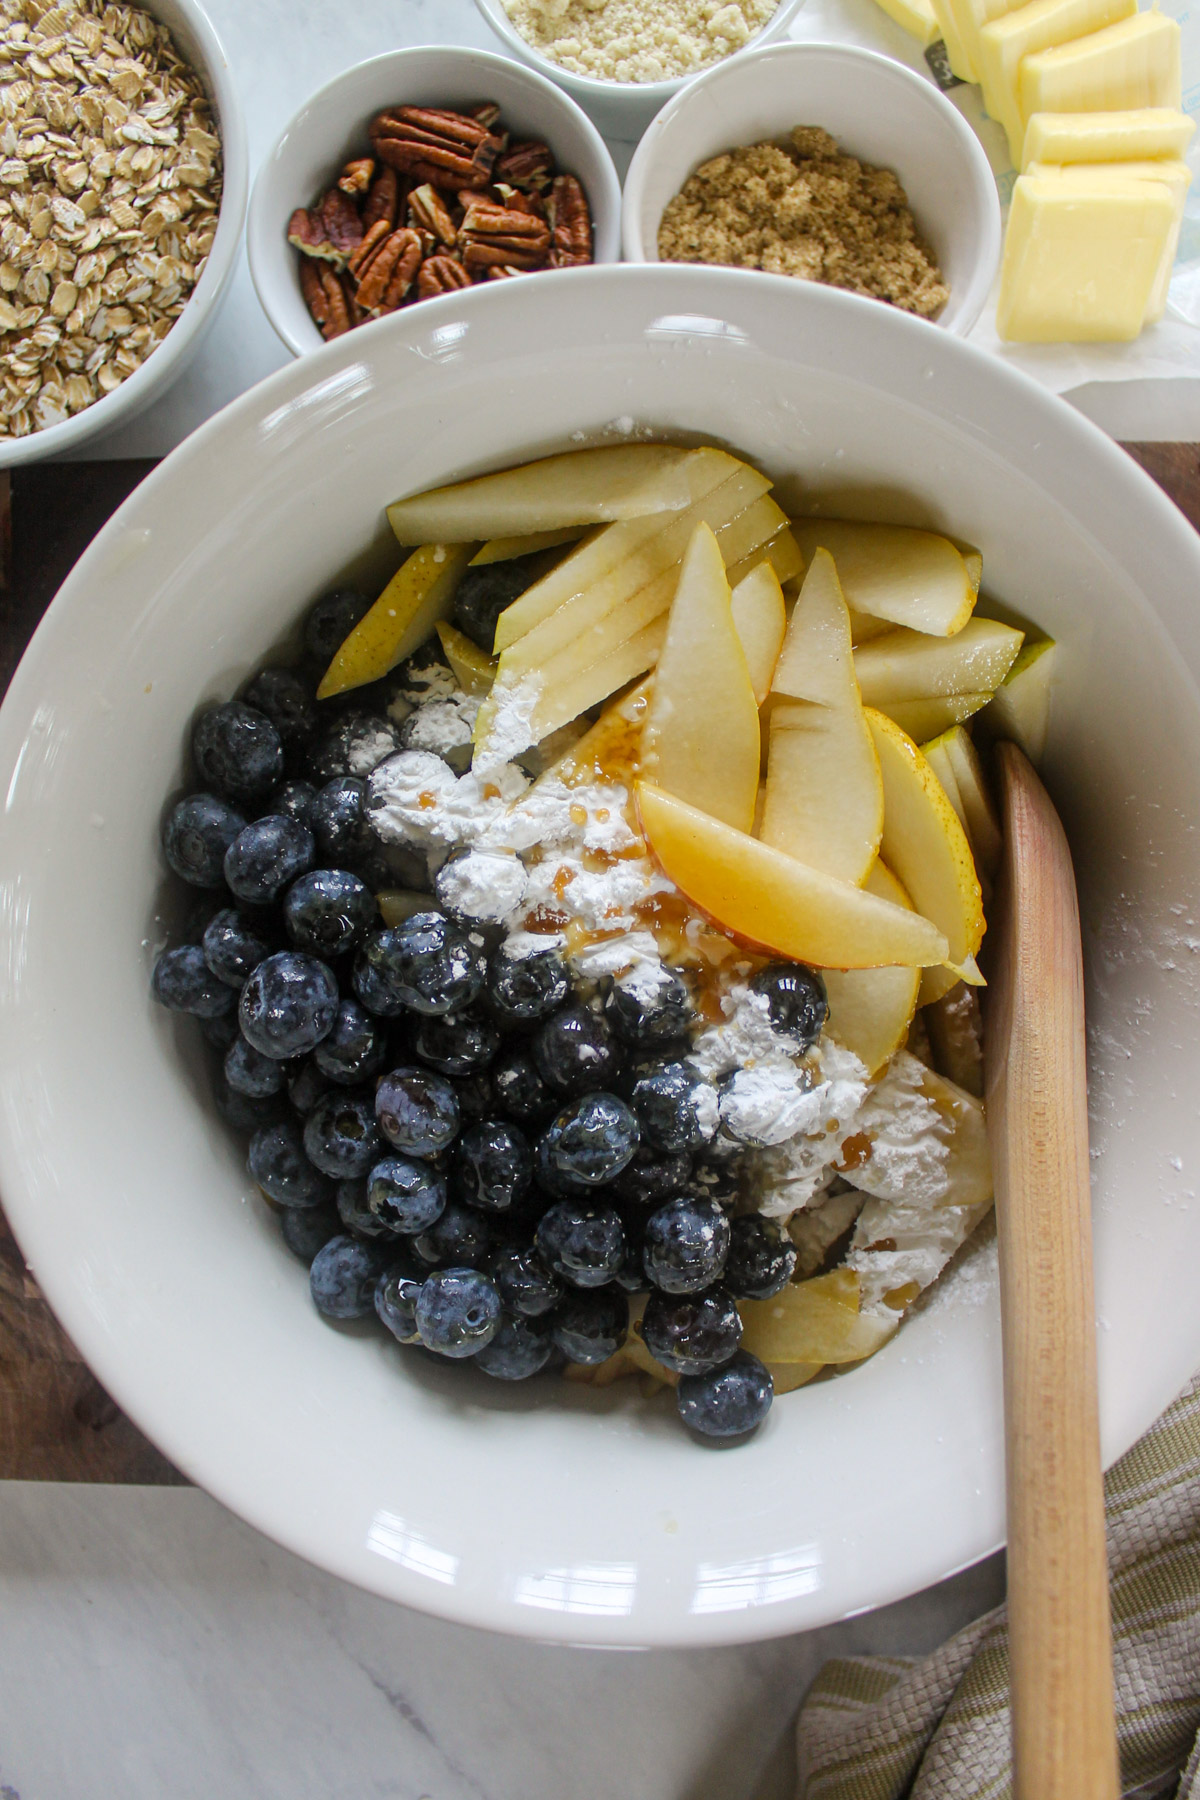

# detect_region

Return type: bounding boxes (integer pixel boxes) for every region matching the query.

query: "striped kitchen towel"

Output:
[795,1376,1200,1799]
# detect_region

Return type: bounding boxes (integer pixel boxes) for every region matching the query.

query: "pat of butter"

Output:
[929,0,983,79]
[1024,157,1192,320]
[996,172,1176,341]
[1021,106,1195,168]
[1018,13,1182,154]
[872,0,941,44]
[977,0,1135,161]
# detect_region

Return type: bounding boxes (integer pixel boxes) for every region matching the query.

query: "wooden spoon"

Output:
[983,741,1119,1800]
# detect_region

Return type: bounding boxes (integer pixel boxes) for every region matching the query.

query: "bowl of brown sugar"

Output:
[621,42,1001,336]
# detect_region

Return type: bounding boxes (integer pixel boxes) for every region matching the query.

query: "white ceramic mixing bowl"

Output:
[1,267,1198,1647]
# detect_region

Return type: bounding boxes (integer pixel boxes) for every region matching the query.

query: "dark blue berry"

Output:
[453,1070,494,1121]
[248,1119,334,1209]
[533,1004,623,1096]
[611,1144,692,1209]
[375,1067,460,1158]
[630,1060,716,1154]
[287,1056,332,1114]
[677,1351,773,1438]
[413,1009,500,1076]
[203,908,275,987]
[303,1089,381,1179]
[367,1155,447,1235]
[307,712,403,784]
[280,1202,340,1264]
[490,1243,563,1318]
[224,1032,287,1099]
[305,586,372,665]
[239,950,339,1058]
[454,1119,532,1212]
[691,1157,744,1208]
[337,1178,389,1239]
[264,779,318,828]
[313,997,388,1084]
[152,944,236,1017]
[415,1268,502,1357]
[605,966,693,1047]
[224,814,314,907]
[193,701,284,806]
[356,914,485,1017]
[490,1049,557,1124]
[242,667,317,754]
[485,944,570,1028]
[535,1198,625,1289]
[375,1266,422,1343]
[641,1287,742,1375]
[536,1092,640,1192]
[452,551,545,650]
[284,867,375,958]
[550,1288,628,1365]
[613,1239,650,1295]
[202,1009,240,1053]
[214,1078,284,1134]
[723,1215,797,1300]
[413,1203,492,1270]
[162,793,246,887]
[643,1196,730,1294]
[475,1313,554,1379]
[310,775,370,864]
[310,1234,388,1319]
[749,962,828,1051]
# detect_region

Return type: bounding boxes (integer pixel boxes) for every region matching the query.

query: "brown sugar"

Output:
[657,125,950,319]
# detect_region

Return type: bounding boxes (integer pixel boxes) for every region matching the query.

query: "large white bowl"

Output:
[622,42,1001,337]
[0,0,246,466]
[2,267,1200,1648]
[248,45,622,360]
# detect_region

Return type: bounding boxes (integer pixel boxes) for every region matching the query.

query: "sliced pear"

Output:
[636,781,949,969]
[377,889,438,927]
[387,445,700,543]
[771,1362,826,1393]
[642,523,761,832]
[316,543,475,699]
[823,862,922,1076]
[516,617,668,752]
[731,561,787,704]
[791,520,980,636]
[855,618,1024,706]
[469,527,584,565]
[920,734,969,834]
[876,692,991,740]
[925,981,985,1097]
[548,678,651,785]
[760,549,883,884]
[931,725,1002,878]
[922,1067,992,1206]
[739,1269,898,1364]
[981,637,1057,764]
[866,709,985,972]
[726,525,804,590]
[435,621,497,698]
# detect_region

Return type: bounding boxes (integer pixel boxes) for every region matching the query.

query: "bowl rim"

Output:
[246,41,624,360]
[0,0,248,468]
[620,38,1003,338]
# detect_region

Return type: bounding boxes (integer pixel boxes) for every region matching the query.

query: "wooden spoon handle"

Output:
[984,743,1119,1800]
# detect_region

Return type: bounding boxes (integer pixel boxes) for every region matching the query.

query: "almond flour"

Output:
[500,0,779,84]
[657,126,950,319]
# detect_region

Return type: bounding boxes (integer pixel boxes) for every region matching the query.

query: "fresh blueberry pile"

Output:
[151,586,826,1443]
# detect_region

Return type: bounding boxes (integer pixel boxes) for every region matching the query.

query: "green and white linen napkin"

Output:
[795,1377,1200,1799]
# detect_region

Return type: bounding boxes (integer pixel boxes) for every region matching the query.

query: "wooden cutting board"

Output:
[0,444,1196,1484]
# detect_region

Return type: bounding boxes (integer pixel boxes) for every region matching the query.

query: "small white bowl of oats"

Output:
[0,0,246,464]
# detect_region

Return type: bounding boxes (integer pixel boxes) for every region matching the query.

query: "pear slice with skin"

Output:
[760,548,883,884]
[877,691,991,741]
[731,561,787,704]
[636,781,949,969]
[317,542,475,699]
[823,862,922,1076]
[642,522,761,832]
[469,527,584,565]
[791,520,980,636]
[726,526,804,590]
[981,636,1057,764]
[927,725,1003,878]
[854,617,1024,705]
[435,621,497,699]
[739,1268,898,1365]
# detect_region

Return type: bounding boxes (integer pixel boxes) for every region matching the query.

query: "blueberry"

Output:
[152,944,237,1018]
[691,1157,745,1209]
[454,1118,532,1212]
[310,1234,388,1319]
[248,1119,335,1209]
[749,962,828,1052]
[452,550,546,650]
[284,867,376,959]
[337,1178,390,1239]
[415,1268,502,1357]
[629,1060,718,1155]
[310,775,370,864]
[263,779,318,829]
[643,1196,731,1294]
[313,998,388,1084]
[533,1004,623,1096]
[453,1070,494,1121]
[224,1032,288,1099]
[367,1155,447,1235]
[214,1078,284,1134]
[239,950,339,1059]
[287,1057,332,1115]
[307,712,403,785]
[203,908,275,987]
[375,1266,422,1344]
[490,1049,557,1124]
[303,1089,382,1179]
[355,914,486,1017]
[376,1067,460,1158]
[536,1198,625,1289]
[536,1092,640,1192]
[224,814,315,907]
[304,586,372,666]
[611,1145,692,1209]
[613,1239,650,1295]
[485,944,570,1027]
[202,1009,240,1053]
[605,965,693,1047]
[677,1351,773,1439]
[413,1009,500,1076]
[641,1287,742,1375]
[279,1202,340,1264]
[242,667,317,754]
[413,1203,492,1270]
[192,701,284,806]
[162,793,246,887]
[723,1215,797,1300]
[550,1288,629,1365]
[475,1313,555,1380]
[490,1243,563,1318]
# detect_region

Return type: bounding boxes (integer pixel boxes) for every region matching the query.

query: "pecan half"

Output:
[485,263,531,280]
[346,217,393,279]
[494,140,554,193]
[320,186,365,257]
[300,259,353,339]
[363,165,402,232]
[371,106,502,190]
[287,205,340,264]
[547,174,592,267]
[356,225,423,312]
[494,183,545,218]
[338,157,375,196]
[417,255,473,299]
[468,101,503,129]
[460,199,550,273]
[408,182,458,247]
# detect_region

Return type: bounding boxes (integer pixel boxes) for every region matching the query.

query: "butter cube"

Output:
[872,0,941,44]
[977,0,1135,160]
[1018,13,1182,152]
[1025,157,1192,319]
[1021,106,1195,168]
[996,173,1176,341]
[930,0,985,80]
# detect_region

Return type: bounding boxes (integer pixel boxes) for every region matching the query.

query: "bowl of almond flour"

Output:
[471,0,809,137]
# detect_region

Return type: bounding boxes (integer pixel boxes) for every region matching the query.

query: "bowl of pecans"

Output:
[0,0,246,462]
[247,45,621,360]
